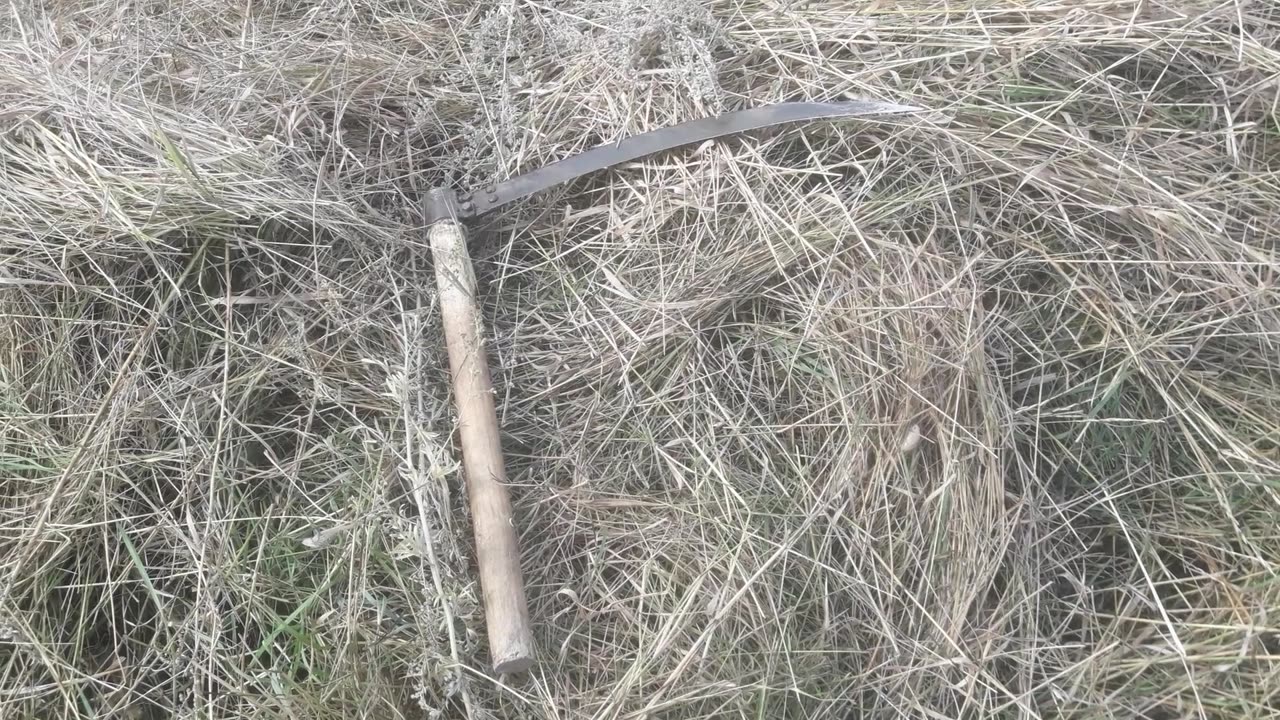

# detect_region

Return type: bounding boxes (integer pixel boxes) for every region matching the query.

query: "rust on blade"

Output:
[447,100,918,221]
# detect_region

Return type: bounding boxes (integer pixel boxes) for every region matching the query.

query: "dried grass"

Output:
[0,0,1278,717]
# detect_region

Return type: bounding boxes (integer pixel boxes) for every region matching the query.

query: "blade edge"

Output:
[460,100,917,218]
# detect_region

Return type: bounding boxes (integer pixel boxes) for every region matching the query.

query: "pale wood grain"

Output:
[430,218,535,674]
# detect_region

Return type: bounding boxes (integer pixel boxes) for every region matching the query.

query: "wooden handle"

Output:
[429,215,535,674]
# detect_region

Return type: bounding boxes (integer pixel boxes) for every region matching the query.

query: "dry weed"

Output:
[0,0,1277,718]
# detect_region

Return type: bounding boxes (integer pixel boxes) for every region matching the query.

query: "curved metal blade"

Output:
[454,100,918,219]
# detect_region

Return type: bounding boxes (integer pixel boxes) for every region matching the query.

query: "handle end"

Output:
[493,649,535,675]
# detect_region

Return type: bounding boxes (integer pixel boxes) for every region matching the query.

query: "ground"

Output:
[0,0,1278,718]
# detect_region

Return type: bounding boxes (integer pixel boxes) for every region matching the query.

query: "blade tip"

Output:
[837,100,924,115]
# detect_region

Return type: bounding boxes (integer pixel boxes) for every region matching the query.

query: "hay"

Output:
[1,0,1277,717]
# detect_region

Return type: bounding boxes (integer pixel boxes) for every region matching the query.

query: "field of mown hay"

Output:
[1,0,1278,717]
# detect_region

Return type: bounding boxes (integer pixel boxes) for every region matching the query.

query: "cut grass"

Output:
[1,0,1279,717]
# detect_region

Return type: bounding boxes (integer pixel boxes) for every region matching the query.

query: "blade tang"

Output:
[456,100,917,219]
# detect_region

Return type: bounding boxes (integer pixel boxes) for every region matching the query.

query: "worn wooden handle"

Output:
[429,214,535,674]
